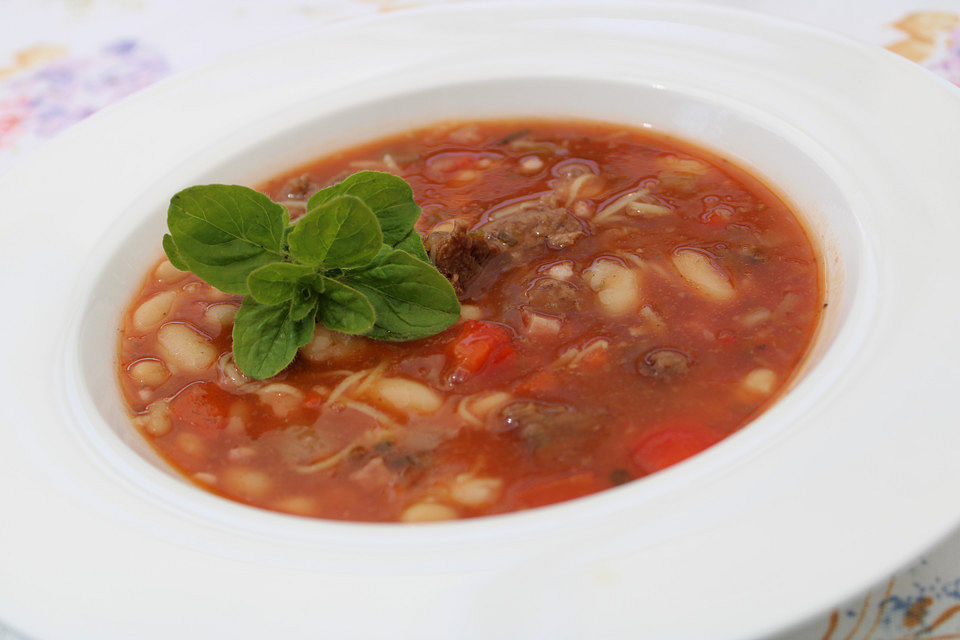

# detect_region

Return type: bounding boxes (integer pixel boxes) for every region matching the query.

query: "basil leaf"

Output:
[342,246,459,341]
[290,287,318,321]
[247,262,315,306]
[232,297,316,380]
[161,234,190,271]
[288,194,382,269]
[393,227,430,262]
[311,275,376,335]
[308,171,420,249]
[166,185,288,294]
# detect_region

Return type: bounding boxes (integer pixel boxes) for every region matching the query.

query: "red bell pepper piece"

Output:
[448,320,515,377]
[628,419,722,474]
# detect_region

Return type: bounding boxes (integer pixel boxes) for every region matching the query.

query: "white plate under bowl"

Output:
[1,3,958,639]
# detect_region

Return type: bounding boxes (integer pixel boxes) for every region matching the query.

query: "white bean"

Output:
[204,303,238,327]
[129,359,169,387]
[430,220,457,234]
[256,383,304,418]
[741,368,777,395]
[738,308,772,328]
[135,400,171,437]
[520,156,544,173]
[154,259,187,284]
[459,304,483,321]
[469,392,512,418]
[273,495,317,516]
[132,291,178,332]
[672,249,735,302]
[452,169,478,184]
[449,475,503,508]
[373,377,442,414]
[584,258,640,316]
[227,446,256,462]
[400,501,458,523]
[300,325,361,363]
[177,432,204,457]
[223,467,272,499]
[193,472,217,485]
[225,401,249,436]
[156,323,217,372]
[545,261,574,280]
[657,155,709,175]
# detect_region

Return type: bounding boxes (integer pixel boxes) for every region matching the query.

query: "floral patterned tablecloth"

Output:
[1,1,958,638]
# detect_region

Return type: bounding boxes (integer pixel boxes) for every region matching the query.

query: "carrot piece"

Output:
[169,382,231,432]
[515,473,601,508]
[628,420,722,474]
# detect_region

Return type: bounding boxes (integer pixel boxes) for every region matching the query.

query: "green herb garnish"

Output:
[162,171,459,380]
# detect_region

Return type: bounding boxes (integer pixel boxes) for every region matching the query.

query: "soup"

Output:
[118,119,821,522]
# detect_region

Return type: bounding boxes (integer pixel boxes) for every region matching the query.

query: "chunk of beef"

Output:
[425,221,503,297]
[349,456,395,490]
[716,243,767,266]
[484,202,585,252]
[427,204,586,300]
[637,348,690,381]
[524,277,582,315]
[500,400,603,462]
[273,425,341,466]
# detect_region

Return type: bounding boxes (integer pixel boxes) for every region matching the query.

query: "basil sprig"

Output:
[163,171,460,380]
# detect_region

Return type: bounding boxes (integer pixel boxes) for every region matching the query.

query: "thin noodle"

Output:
[292,426,398,474]
[628,201,672,216]
[622,253,645,269]
[488,199,540,220]
[456,397,484,428]
[292,440,360,473]
[553,347,578,368]
[342,400,401,430]
[564,174,595,206]
[353,361,387,395]
[554,339,610,369]
[316,369,356,378]
[324,369,371,407]
[595,189,648,221]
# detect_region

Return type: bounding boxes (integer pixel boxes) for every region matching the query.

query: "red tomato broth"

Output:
[118,119,821,522]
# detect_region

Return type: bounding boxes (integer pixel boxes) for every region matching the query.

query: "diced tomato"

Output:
[170,382,232,432]
[515,473,601,508]
[448,320,515,377]
[628,420,722,474]
[303,389,326,409]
